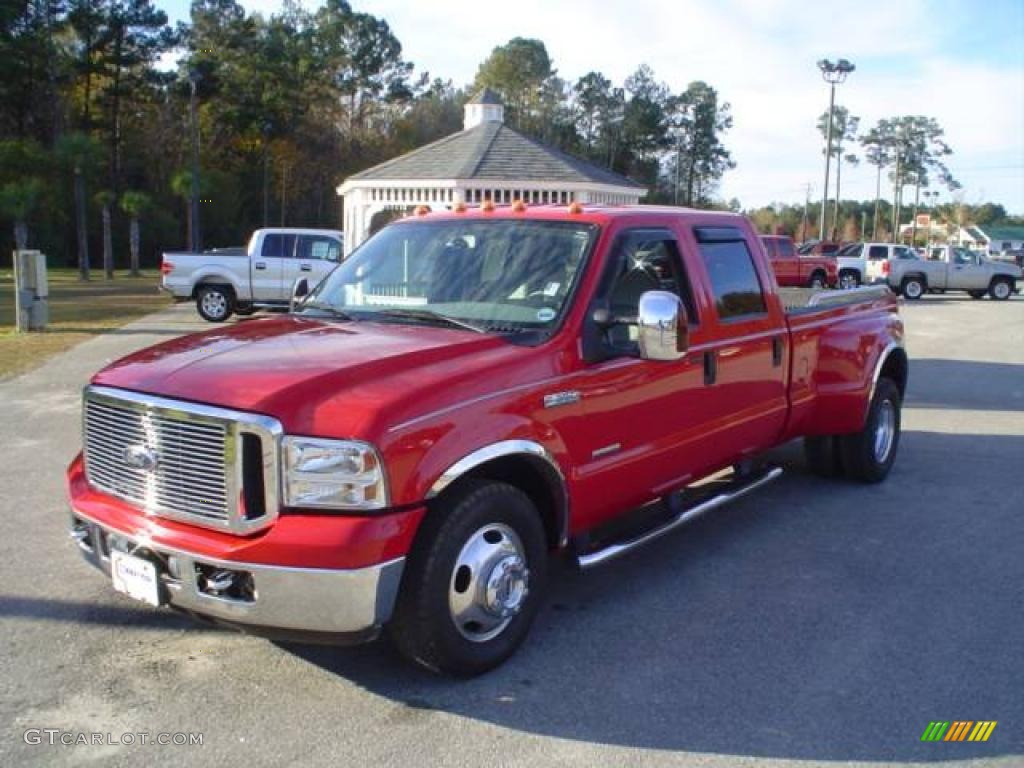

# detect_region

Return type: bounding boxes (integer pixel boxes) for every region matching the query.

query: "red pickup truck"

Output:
[67,205,907,675]
[761,234,838,288]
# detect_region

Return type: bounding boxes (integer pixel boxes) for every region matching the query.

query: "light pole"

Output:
[817,58,854,241]
[261,120,272,227]
[188,68,202,253]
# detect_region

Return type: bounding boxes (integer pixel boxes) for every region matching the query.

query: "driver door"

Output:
[569,229,723,528]
[948,248,987,290]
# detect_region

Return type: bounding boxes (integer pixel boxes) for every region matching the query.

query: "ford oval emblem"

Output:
[123,445,159,472]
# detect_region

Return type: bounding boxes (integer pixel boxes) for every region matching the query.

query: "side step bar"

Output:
[576,466,783,570]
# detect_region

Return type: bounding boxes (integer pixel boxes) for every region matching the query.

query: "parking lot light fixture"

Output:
[817,58,855,241]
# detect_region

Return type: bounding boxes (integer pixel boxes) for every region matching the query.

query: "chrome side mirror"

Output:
[637,290,688,361]
[289,277,310,312]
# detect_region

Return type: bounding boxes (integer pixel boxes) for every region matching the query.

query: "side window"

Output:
[695,228,767,320]
[298,236,341,261]
[929,248,943,261]
[761,238,777,259]
[261,233,296,259]
[893,246,915,260]
[777,239,796,259]
[868,245,889,260]
[602,233,697,349]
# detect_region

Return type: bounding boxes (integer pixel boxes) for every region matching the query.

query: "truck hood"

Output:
[92,316,537,436]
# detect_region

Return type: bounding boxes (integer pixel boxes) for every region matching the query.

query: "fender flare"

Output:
[426,440,570,547]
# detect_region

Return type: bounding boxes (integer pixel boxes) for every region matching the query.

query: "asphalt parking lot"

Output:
[1,294,1022,767]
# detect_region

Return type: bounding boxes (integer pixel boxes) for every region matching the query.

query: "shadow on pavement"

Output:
[0,594,219,632]
[282,430,1023,762]
[906,358,1024,412]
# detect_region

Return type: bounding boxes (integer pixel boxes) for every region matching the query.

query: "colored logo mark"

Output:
[921,721,997,742]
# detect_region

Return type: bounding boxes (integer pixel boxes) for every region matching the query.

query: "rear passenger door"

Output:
[690,226,789,460]
[285,235,343,293]
[253,233,294,301]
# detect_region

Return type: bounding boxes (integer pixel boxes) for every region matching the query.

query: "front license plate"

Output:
[110,550,161,607]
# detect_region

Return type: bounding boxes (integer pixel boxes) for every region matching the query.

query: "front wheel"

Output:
[808,271,827,290]
[196,285,234,322]
[388,480,548,676]
[901,276,925,300]
[989,278,1013,301]
[839,378,901,483]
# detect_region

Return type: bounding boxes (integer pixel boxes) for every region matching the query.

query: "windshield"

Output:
[301,219,597,334]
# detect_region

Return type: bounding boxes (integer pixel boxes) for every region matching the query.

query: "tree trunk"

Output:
[14,220,28,251]
[910,181,921,246]
[102,203,113,279]
[872,164,882,240]
[890,152,902,243]
[110,24,124,200]
[185,201,193,251]
[129,217,140,276]
[74,166,90,280]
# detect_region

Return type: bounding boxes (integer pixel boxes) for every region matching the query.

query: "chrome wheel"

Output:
[873,399,896,463]
[839,273,858,290]
[201,290,228,319]
[991,280,1011,300]
[903,280,923,299]
[448,523,529,643]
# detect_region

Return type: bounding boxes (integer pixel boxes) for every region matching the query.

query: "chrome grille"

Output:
[81,387,283,534]
[85,398,229,520]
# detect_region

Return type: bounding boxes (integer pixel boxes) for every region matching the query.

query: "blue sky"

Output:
[161,0,1024,213]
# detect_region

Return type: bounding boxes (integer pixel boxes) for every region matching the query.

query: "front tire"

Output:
[901,276,925,300]
[808,271,827,290]
[388,480,548,676]
[196,285,234,322]
[989,278,1013,301]
[839,378,901,483]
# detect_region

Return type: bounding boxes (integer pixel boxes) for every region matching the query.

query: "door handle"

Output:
[772,337,784,367]
[300,264,312,272]
[703,351,717,386]
[254,262,267,270]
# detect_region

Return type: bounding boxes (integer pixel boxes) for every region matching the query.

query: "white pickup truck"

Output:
[161,228,344,321]
[880,244,1021,300]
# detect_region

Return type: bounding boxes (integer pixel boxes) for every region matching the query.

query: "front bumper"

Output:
[70,511,405,643]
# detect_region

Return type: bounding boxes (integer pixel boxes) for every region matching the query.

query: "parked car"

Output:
[883,244,1021,300]
[760,234,837,288]
[862,243,921,283]
[68,204,907,675]
[161,227,345,321]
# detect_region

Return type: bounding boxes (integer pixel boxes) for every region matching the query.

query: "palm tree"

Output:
[170,169,196,250]
[56,133,100,280]
[119,191,151,276]
[95,190,115,278]
[0,179,43,252]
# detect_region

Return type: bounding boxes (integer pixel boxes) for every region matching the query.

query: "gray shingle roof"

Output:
[348,122,644,189]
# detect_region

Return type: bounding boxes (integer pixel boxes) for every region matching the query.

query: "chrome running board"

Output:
[576,466,783,569]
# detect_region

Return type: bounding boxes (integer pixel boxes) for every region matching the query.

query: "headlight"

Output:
[282,437,388,510]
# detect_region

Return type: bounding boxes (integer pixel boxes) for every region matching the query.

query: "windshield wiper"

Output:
[298,303,355,321]
[372,308,486,334]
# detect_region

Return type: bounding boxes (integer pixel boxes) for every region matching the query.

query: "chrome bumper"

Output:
[70,512,405,639]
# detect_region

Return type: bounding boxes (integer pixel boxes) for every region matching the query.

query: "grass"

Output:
[0,266,172,380]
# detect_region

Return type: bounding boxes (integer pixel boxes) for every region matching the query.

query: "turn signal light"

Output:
[414,205,430,216]
[453,201,467,213]
[567,201,584,214]
[160,260,174,275]
[481,199,496,212]
[511,199,527,212]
